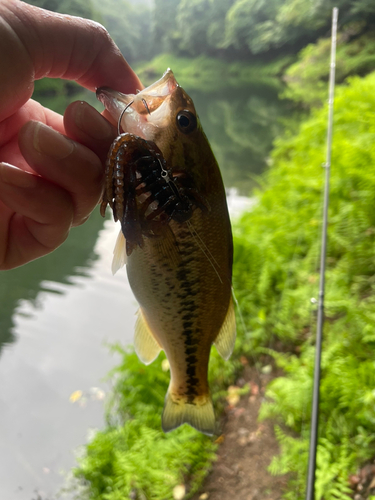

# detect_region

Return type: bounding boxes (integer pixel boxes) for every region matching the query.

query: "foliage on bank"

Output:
[135,53,293,89]
[25,0,375,65]
[232,71,375,499]
[72,346,239,499]
[282,30,375,106]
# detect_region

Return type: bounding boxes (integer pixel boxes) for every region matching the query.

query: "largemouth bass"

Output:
[97,69,236,435]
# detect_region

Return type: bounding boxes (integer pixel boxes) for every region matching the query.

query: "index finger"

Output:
[0,0,142,119]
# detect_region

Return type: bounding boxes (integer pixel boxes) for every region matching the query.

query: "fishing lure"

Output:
[100,131,208,257]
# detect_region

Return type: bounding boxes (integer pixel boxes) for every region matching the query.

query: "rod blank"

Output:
[305,7,338,500]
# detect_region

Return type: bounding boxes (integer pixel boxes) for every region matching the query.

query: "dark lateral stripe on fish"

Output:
[178,301,197,319]
[186,354,198,365]
[173,229,206,399]
[186,370,199,395]
[182,313,193,322]
[185,346,196,355]
[183,335,195,347]
[176,274,199,299]
[183,328,201,398]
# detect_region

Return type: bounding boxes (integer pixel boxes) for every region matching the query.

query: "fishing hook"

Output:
[117,100,135,136]
[141,98,151,115]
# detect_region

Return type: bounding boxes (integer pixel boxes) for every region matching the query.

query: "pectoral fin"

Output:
[153,226,181,268]
[134,309,161,365]
[214,297,236,360]
[112,229,127,275]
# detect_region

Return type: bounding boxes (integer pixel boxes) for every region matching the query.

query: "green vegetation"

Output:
[135,53,293,89]
[25,0,99,21]
[151,0,375,60]
[26,0,375,70]
[90,0,154,63]
[72,347,237,499]
[75,420,216,500]
[282,30,375,106]
[32,79,97,115]
[232,72,375,498]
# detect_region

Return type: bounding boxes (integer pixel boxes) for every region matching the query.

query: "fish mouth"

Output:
[96,86,134,121]
[96,69,179,137]
[96,86,135,133]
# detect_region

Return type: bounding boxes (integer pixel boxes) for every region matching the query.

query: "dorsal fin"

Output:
[112,229,127,275]
[134,309,162,365]
[214,297,236,360]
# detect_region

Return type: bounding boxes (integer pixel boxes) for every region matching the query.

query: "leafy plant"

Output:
[233,72,375,498]
[72,346,233,499]
[282,31,375,106]
[74,421,216,500]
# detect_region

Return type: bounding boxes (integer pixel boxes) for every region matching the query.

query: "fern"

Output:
[234,72,375,498]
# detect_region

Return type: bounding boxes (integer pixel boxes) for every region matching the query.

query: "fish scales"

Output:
[97,69,236,435]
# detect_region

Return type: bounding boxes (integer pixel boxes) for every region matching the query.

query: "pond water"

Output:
[0,79,291,500]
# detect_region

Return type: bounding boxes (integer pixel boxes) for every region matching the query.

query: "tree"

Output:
[224,0,284,54]
[153,0,181,53]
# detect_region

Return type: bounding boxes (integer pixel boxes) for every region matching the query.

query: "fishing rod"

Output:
[305,7,338,500]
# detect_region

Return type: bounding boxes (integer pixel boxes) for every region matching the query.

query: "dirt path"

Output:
[191,366,288,500]
[190,364,375,500]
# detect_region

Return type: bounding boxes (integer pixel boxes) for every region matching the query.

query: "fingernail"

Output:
[0,162,38,188]
[75,101,114,140]
[33,122,75,159]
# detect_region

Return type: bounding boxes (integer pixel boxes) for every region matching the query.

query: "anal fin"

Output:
[214,296,236,360]
[134,309,161,365]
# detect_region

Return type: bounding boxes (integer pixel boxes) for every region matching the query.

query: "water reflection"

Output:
[0,210,103,356]
[0,213,138,500]
[189,84,294,194]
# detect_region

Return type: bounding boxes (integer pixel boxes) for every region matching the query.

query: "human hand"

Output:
[0,0,142,270]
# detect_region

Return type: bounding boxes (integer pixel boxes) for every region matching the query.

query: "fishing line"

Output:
[305,7,338,500]
[185,220,223,284]
[187,220,222,272]
[231,288,263,385]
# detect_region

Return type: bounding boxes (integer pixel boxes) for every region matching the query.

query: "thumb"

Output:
[0,0,142,119]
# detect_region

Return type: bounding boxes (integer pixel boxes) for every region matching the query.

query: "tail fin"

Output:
[162,390,216,436]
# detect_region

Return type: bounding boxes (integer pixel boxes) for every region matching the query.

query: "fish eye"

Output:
[176,110,197,134]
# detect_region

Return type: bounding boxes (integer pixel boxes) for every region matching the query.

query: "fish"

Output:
[97,69,236,435]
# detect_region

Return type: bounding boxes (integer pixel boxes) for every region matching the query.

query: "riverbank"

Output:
[190,365,288,500]
[230,70,375,499]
